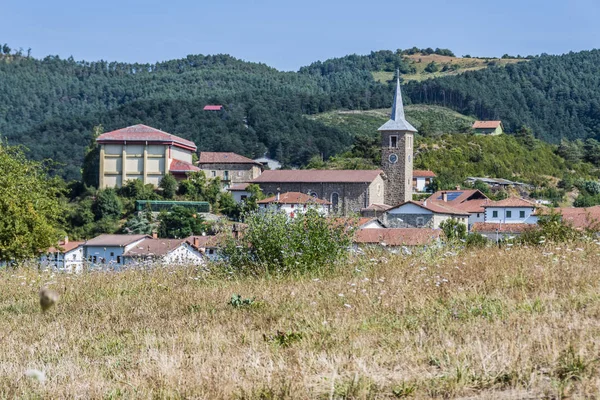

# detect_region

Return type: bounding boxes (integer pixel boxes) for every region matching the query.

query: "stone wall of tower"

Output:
[381,131,413,206]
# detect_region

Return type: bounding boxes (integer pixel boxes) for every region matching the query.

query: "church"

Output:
[251,75,416,216]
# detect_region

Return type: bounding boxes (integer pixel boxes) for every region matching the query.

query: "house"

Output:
[413,170,436,192]
[97,124,200,188]
[203,105,223,111]
[354,228,443,248]
[228,183,251,203]
[472,121,504,135]
[426,189,490,228]
[253,156,282,170]
[197,152,263,186]
[83,234,150,267]
[252,170,385,216]
[382,200,469,229]
[483,197,539,224]
[40,238,85,272]
[186,234,229,261]
[257,192,331,217]
[471,222,534,241]
[122,237,204,266]
[252,75,416,216]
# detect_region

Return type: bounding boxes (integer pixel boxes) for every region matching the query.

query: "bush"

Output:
[518,211,583,245]
[222,209,353,276]
[466,233,487,248]
[440,218,467,241]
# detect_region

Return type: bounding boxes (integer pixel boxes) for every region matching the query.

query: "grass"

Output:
[3,243,600,398]
[373,54,526,83]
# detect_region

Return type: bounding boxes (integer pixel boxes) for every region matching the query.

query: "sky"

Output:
[1,0,598,71]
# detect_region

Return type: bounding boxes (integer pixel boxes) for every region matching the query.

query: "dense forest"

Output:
[2,46,600,180]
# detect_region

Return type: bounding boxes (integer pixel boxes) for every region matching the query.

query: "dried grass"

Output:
[2,243,600,398]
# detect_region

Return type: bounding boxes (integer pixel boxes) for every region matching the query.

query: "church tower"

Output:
[379,72,417,206]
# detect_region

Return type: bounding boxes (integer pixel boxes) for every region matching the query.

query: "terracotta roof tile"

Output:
[389,200,469,216]
[413,170,436,178]
[426,189,490,214]
[252,169,383,184]
[552,206,600,230]
[471,222,535,233]
[472,121,502,129]
[485,197,537,208]
[124,238,188,257]
[170,159,201,173]
[85,234,150,247]
[354,228,442,246]
[257,192,331,205]
[186,234,228,249]
[97,124,196,150]
[198,152,262,165]
[47,241,85,253]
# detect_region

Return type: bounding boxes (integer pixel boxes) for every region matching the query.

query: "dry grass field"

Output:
[2,243,600,399]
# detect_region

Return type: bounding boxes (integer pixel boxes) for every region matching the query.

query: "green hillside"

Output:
[308,104,474,137]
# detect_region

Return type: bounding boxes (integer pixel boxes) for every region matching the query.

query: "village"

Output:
[39,76,600,272]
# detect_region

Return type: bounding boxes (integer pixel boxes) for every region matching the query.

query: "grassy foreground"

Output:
[2,244,600,399]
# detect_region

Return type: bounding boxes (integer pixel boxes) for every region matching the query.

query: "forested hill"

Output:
[2,47,600,180]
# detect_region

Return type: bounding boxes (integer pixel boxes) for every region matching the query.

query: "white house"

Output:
[228,183,252,204]
[83,234,150,267]
[122,238,204,266]
[257,192,331,217]
[483,198,539,224]
[412,170,436,192]
[426,189,490,229]
[40,239,85,272]
[382,200,469,229]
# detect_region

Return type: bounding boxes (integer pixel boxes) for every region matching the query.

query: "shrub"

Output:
[466,233,488,248]
[519,211,583,245]
[440,218,467,241]
[222,209,353,276]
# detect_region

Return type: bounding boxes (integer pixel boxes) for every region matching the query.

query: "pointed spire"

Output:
[378,70,417,132]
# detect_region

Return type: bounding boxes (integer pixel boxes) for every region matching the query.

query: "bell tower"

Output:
[379,72,417,206]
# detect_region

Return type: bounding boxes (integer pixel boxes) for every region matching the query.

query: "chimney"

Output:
[276,192,280,201]
[152,232,158,239]
[455,185,461,190]
[64,236,69,245]
[194,237,200,248]
[442,192,448,202]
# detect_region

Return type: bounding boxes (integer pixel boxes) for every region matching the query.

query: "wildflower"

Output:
[25,369,46,383]
[338,293,345,297]
[344,304,352,308]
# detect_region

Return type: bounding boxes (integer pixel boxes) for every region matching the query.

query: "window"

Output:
[208,249,214,255]
[520,210,525,218]
[408,155,411,162]
[416,217,425,227]
[110,252,114,257]
[390,135,398,148]
[331,192,339,213]
[241,195,247,201]
[211,171,216,177]
[72,254,76,260]
[492,210,498,218]
[117,256,121,264]
[506,210,512,218]
[224,171,230,181]
[309,192,318,198]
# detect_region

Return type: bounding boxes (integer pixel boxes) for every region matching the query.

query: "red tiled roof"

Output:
[253,169,383,184]
[354,228,442,246]
[198,152,262,165]
[47,241,85,253]
[389,200,469,216]
[186,234,228,249]
[258,192,331,205]
[97,124,196,150]
[485,197,537,208]
[472,121,502,129]
[229,183,250,191]
[124,238,188,257]
[471,222,534,233]
[203,105,223,111]
[553,206,600,230]
[85,234,150,247]
[170,159,201,173]
[426,189,490,214]
[450,199,488,213]
[413,170,436,178]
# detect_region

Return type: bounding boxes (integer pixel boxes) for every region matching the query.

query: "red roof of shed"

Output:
[413,170,436,178]
[472,121,502,129]
[203,105,223,111]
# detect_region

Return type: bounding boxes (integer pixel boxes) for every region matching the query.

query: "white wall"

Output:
[231,190,250,203]
[485,207,537,224]
[171,147,193,164]
[259,203,329,217]
[40,246,85,273]
[468,212,485,227]
[163,244,204,265]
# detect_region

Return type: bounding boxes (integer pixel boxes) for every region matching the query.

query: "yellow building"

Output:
[97,124,199,189]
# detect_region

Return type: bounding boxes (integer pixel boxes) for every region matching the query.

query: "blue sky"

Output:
[1,0,598,71]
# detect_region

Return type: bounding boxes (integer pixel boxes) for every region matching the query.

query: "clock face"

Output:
[388,153,398,164]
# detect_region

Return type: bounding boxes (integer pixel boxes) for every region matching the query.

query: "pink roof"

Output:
[413,170,436,178]
[354,228,442,246]
[551,206,600,230]
[47,240,85,253]
[186,234,228,249]
[198,152,262,165]
[485,197,537,208]
[389,200,469,216]
[203,105,223,111]
[97,124,196,150]
[472,121,502,129]
[170,159,201,173]
[253,169,383,184]
[258,192,331,205]
[426,189,490,214]
[472,222,534,233]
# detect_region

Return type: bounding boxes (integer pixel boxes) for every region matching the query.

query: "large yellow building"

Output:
[97,124,199,189]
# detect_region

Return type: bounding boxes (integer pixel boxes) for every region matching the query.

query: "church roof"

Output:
[378,73,417,133]
[252,169,383,184]
[198,152,263,166]
[97,124,197,150]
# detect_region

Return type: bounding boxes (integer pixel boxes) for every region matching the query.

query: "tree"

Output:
[122,213,155,235]
[92,188,123,220]
[159,174,178,199]
[424,61,439,73]
[158,206,205,238]
[0,143,65,261]
[81,125,103,188]
[440,218,467,241]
